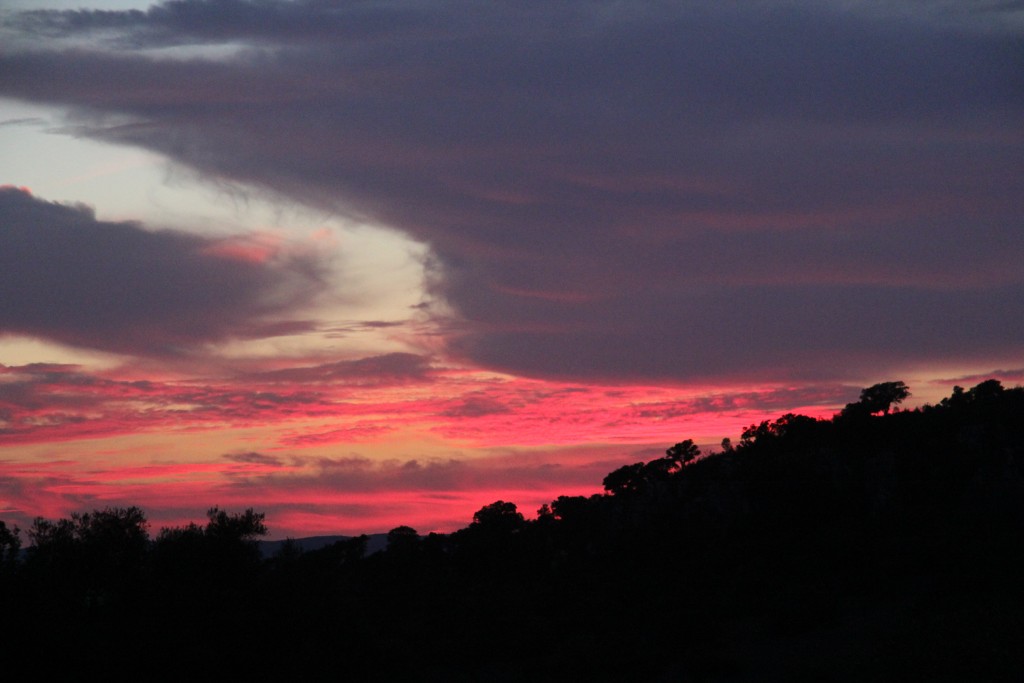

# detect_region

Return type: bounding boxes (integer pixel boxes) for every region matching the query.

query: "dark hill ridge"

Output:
[258,533,389,558]
[2,379,1022,681]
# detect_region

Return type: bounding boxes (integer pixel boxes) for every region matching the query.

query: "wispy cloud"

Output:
[0,116,46,127]
[0,356,866,449]
[0,349,858,536]
[250,352,433,385]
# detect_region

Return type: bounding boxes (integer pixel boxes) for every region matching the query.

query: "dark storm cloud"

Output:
[2,1,1021,381]
[0,187,323,354]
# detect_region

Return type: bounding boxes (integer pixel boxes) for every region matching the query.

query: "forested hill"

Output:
[2,380,1022,681]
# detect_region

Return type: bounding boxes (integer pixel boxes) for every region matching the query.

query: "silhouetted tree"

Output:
[152,507,267,601]
[73,506,149,597]
[741,413,820,444]
[25,507,148,573]
[666,439,701,466]
[603,461,647,495]
[74,506,149,557]
[204,506,267,544]
[333,534,369,564]
[940,379,1005,411]
[550,495,594,522]
[386,525,420,556]
[603,443,703,499]
[27,515,76,553]
[0,521,19,573]
[967,378,1003,402]
[471,501,525,532]
[844,380,910,416]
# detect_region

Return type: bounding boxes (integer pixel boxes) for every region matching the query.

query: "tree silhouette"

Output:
[204,506,267,543]
[844,380,910,416]
[73,506,149,598]
[603,461,647,495]
[666,439,701,466]
[386,525,420,556]
[151,506,267,603]
[549,495,594,522]
[966,378,1003,402]
[25,507,149,587]
[27,515,76,553]
[471,500,525,532]
[0,521,19,574]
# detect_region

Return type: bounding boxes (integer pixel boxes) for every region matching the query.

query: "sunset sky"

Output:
[1,0,1022,538]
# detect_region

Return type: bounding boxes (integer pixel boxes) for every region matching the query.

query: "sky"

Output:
[1,0,1022,539]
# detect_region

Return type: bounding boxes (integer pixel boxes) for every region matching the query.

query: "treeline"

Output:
[2,380,1023,681]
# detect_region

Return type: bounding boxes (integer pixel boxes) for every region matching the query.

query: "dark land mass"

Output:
[258,533,389,559]
[2,380,1022,681]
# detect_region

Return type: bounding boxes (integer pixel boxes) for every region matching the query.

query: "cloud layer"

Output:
[2,0,1022,381]
[1,352,853,449]
[0,186,323,354]
[0,352,853,535]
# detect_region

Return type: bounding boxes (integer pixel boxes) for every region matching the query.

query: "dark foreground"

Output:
[2,380,1022,681]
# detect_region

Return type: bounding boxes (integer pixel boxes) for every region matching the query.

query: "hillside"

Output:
[2,380,1022,681]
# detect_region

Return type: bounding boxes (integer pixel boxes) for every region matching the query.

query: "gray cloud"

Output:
[440,393,513,418]
[0,116,46,127]
[228,450,614,496]
[223,451,285,466]
[0,186,324,354]
[1,1,1021,381]
[251,352,432,384]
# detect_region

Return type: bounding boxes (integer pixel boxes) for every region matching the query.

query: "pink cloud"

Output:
[279,423,398,447]
[2,358,853,454]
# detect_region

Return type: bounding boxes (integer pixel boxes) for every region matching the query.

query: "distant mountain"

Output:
[258,533,390,558]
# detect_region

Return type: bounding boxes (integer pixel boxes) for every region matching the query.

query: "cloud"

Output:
[277,451,609,494]
[251,352,433,385]
[279,422,397,447]
[440,393,513,418]
[0,186,324,355]
[929,368,1024,387]
[1,355,854,451]
[205,443,708,534]
[0,360,336,444]
[1,1,1022,383]
[0,439,660,538]
[0,116,46,127]
[222,451,285,467]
